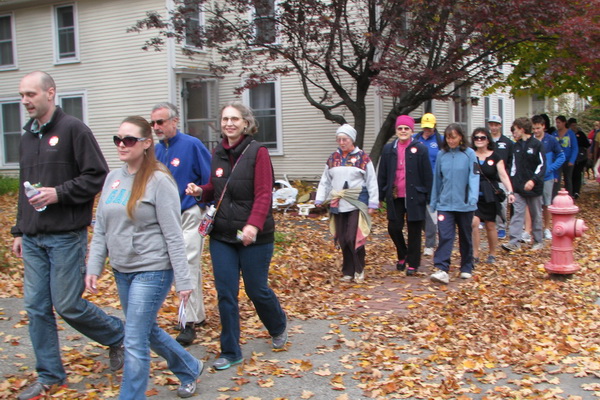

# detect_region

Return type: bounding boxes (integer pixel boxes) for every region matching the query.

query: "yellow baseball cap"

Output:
[421,113,436,129]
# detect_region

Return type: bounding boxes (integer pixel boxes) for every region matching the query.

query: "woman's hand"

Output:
[368,208,376,215]
[85,274,99,294]
[179,289,192,306]
[185,183,202,197]
[241,224,259,246]
[507,194,516,204]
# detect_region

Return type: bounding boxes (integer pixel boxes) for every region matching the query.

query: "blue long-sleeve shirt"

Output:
[539,133,565,181]
[430,147,479,212]
[552,129,579,165]
[155,131,211,212]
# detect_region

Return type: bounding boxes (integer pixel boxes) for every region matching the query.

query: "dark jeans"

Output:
[210,238,286,362]
[388,198,423,269]
[433,210,474,274]
[334,210,365,276]
[557,163,575,196]
[573,159,587,196]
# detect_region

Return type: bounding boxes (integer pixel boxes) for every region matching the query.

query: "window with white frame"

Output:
[0,14,16,69]
[244,80,282,152]
[184,2,204,49]
[182,79,218,148]
[252,0,276,45]
[57,92,86,123]
[54,4,79,62]
[453,83,469,134]
[0,100,21,165]
[532,93,545,115]
[497,97,504,124]
[484,96,491,122]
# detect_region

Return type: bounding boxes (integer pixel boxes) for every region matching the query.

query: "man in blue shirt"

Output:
[413,113,442,256]
[151,102,211,345]
[553,115,578,197]
[532,115,565,240]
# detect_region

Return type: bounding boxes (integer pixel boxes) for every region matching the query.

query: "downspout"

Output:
[166,0,177,104]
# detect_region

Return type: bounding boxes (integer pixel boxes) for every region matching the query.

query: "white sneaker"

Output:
[423,247,434,257]
[340,275,352,282]
[354,271,364,283]
[459,272,472,279]
[544,229,552,240]
[531,242,544,251]
[430,270,449,284]
[519,232,532,244]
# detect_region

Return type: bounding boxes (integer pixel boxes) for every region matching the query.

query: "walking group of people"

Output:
[12,71,286,400]
[10,70,594,400]
[315,112,593,285]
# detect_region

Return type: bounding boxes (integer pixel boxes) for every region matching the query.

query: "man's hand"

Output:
[28,187,58,210]
[524,180,535,191]
[85,274,99,294]
[179,289,192,305]
[12,237,22,258]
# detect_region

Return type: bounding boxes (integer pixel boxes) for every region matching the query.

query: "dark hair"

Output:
[471,127,495,151]
[121,116,169,219]
[442,123,468,151]
[512,117,533,135]
[540,114,551,131]
[556,115,567,123]
[531,115,546,127]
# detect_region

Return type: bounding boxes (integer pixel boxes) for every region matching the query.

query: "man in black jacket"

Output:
[502,117,546,253]
[12,71,125,400]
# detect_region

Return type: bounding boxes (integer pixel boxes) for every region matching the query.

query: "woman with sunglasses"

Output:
[429,124,480,284]
[85,116,203,399]
[470,128,515,265]
[378,115,432,276]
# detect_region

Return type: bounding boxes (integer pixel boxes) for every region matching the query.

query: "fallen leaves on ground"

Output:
[0,182,599,399]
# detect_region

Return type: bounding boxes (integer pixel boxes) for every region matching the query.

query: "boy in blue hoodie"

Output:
[532,115,564,240]
[553,115,578,197]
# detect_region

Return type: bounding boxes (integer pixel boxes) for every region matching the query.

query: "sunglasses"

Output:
[113,136,148,147]
[473,136,488,141]
[396,126,412,131]
[150,117,173,126]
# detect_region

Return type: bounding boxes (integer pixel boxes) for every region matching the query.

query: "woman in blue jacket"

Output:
[378,115,432,276]
[429,124,480,284]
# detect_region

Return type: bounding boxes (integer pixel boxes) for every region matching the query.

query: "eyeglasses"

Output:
[150,117,173,126]
[113,136,148,147]
[473,136,488,141]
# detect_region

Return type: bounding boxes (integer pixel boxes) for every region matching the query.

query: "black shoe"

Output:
[109,343,125,371]
[176,324,197,346]
[396,261,406,271]
[406,267,417,276]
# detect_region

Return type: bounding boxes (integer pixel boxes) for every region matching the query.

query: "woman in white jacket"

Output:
[315,124,379,283]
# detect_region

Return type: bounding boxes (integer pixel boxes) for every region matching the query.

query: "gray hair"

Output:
[151,102,179,119]
[219,101,258,135]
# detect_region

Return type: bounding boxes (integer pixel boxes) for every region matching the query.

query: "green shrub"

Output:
[0,176,19,195]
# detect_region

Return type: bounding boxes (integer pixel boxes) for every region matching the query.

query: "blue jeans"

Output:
[114,269,200,400]
[22,230,124,385]
[210,239,286,361]
[433,211,474,274]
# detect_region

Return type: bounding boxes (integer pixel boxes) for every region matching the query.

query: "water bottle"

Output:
[24,181,46,212]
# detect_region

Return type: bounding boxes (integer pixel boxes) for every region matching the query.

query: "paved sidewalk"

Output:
[1,296,597,399]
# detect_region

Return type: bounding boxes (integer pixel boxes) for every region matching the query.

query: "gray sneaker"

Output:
[18,381,66,400]
[502,242,520,252]
[485,255,496,264]
[430,270,449,284]
[272,328,288,349]
[531,242,544,251]
[109,342,125,371]
[213,357,243,370]
[177,359,204,398]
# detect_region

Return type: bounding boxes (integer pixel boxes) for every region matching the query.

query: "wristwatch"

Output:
[508,191,514,195]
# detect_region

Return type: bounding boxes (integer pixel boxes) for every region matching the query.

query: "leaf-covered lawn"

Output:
[0,182,598,399]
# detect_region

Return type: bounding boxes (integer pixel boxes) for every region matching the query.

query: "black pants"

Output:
[387,198,423,269]
[573,159,587,196]
[334,210,365,277]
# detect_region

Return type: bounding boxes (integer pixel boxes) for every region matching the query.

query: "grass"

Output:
[0,176,19,195]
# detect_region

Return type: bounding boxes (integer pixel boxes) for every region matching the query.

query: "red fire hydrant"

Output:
[545,189,588,274]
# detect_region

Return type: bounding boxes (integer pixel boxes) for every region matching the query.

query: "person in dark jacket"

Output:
[185,101,286,371]
[378,115,432,276]
[568,118,590,199]
[502,117,546,252]
[11,71,125,400]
